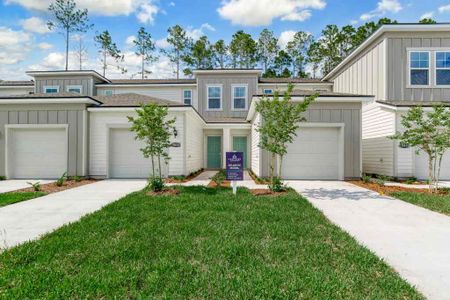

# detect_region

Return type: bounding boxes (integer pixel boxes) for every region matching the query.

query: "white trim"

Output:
[0,98,99,105]
[0,86,34,89]
[231,84,248,111]
[407,50,431,88]
[82,109,88,176]
[183,89,193,105]
[206,84,223,111]
[105,123,132,178]
[4,124,69,179]
[205,123,251,130]
[43,85,60,93]
[193,69,262,75]
[434,50,450,87]
[258,82,333,86]
[27,70,110,83]
[66,85,83,94]
[96,83,197,88]
[88,106,192,112]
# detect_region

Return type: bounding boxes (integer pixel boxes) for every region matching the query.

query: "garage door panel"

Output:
[415,150,450,180]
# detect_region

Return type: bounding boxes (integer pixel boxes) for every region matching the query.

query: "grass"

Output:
[0,192,46,207]
[0,186,421,299]
[391,191,450,215]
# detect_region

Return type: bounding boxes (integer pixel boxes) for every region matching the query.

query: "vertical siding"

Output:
[34,76,94,96]
[185,110,204,173]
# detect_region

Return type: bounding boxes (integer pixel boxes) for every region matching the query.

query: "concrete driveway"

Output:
[0,180,146,249]
[287,180,450,300]
[0,180,55,193]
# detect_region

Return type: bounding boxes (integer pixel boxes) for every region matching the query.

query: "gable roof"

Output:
[0,80,34,87]
[102,78,197,85]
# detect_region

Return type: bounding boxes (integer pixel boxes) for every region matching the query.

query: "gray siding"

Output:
[261,102,362,179]
[0,104,87,177]
[197,74,258,119]
[34,75,95,96]
[386,32,450,101]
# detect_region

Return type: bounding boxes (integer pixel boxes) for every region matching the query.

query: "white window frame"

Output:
[104,90,113,96]
[408,50,430,87]
[66,85,83,94]
[183,89,192,105]
[263,89,273,94]
[206,84,223,111]
[435,51,450,87]
[43,85,60,94]
[231,84,248,111]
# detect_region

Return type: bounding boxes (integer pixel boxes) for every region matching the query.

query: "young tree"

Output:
[94,30,125,77]
[390,105,450,193]
[274,50,292,78]
[72,34,88,70]
[47,0,92,70]
[307,41,321,79]
[134,27,157,79]
[213,39,228,68]
[128,103,176,191]
[185,35,214,75]
[257,29,279,73]
[229,30,257,68]
[286,31,313,77]
[256,84,317,185]
[163,25,191,79]
[419,18,437,24]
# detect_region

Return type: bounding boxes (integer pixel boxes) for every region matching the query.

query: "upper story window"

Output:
[43,86,59,94]
[104,90,113,96]
[263,89,273,94]
[207,85,222,110]
[436,52,450,85]
[66,85,82,94]
[232,85,247,110]
[183,90,192,105]
[409,51,429,86]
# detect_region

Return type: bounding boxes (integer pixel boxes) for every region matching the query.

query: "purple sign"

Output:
[226,152,244,181]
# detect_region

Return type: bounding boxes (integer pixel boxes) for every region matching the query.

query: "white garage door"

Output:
[282,126,342,180]
[415,150,450,180]
[109,128,167,178]
[8,127,67,179]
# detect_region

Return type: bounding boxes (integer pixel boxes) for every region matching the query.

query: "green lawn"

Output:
[0,192,46,207]
[0,187,421,299]
[391,191,450,215]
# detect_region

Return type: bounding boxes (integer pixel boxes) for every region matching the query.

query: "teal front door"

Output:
[207,136,222,169]
[233,136,248,168]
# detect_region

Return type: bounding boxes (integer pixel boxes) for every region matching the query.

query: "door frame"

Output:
[205,135,222,169]
[232,134,250,168]
[105,123,132,178]
[5,124,69,179]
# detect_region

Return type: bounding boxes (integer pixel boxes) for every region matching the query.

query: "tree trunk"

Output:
[103,49,107,77]
[141,55,145,79]
[428,153,434,192]
[158,155,162,180]
[270,152,276,182]
[65,28,69,71]
[176,50,180,79]
[278,155,283,179]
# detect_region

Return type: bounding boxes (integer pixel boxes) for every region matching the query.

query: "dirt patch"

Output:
[165,169,204,183]
[247,170,270,185]
[250,189,287,197]
[147,188,180,196]
[17,179,98,194]
[207,181,231,188]
[349,180,448,196]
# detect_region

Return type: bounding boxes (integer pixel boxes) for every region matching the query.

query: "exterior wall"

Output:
[394,112,414,178]
[197,74,258,119]
[260,102,362,179]
[185,110,204,173]
[257,83,333,94]
[34,75,95,96]
[0,103,87,177]
[333,39,386,100]
[361,103,395,176]
[386,31,450,102]
[250,113,261,176]
[0,87,34,96]
[89,110,185,177]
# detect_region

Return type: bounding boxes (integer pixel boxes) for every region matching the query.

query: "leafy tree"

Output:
[185,35,214,75]
[274,50,292,77]
[262,68,277,78]
[47,0,92,70]
[419,18,437,24]
[317,25,342,75]
[134,27,157,79]
[163,25,192,79]
[213,39,228,68]
[128,103,176,191]
[72,34,88,70]
[256,84,317,186]
[390,106,450,193]
[257,29,279,73]
[229,30,257,68]
[307,41,321,79]
[94,30,125,77]
[286,31,313,77]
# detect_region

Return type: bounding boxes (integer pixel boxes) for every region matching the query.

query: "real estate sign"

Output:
[226,152,243,181]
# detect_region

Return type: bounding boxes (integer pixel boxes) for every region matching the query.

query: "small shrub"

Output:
[361,173,371,183]
[212,170,226,187]
[71,175,82,182]
[148,177,165,192]
[0,176,6,181]
[376,174,392,185]
[405,177,417,184]
[170,175,186,181]
[269,177,286,192]
[55,172,68,187]
[27,181,41,192]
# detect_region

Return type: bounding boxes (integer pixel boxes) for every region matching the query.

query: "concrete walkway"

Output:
[287,180,450,300]
[0,180,55,193]
[0,180,146,249]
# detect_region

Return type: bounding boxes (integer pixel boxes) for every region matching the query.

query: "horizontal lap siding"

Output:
[185,111,204,174]
[251,113,261,176]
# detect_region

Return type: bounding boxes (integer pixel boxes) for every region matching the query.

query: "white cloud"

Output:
[126,35,136,46]
[350,19,358,25]
[136,2,159,24]
[0,27,31,65]
[217,0,326,26]
[20,17,51,34]
[420,11,434,19]
[38,42,53,50]
[359,0,403,21]
[186,23,216,40]
[155,38,170,49]
[169,2,175,7]
[439,4,450,13]
[278,30,296,49]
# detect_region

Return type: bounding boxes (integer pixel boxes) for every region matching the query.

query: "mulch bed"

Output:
[250,189,288,196]
[147,188,180,196]
[247,171,270,185]
[207,181,231,188]
[349,180,449,196]
[165,169,204,183]
[17,179,98,194]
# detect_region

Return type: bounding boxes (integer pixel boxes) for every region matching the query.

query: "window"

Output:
[104,90,113,96]
[436,52,450,85]
[66,85,82,94]
[43,86,59,94]
[207,86,222,110]
[409,51,429,86]
[232,85,247,110]
[263,89,273,94]
[183,90,192,105]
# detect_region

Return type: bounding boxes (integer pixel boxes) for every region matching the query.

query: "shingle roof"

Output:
[104,79,197,85]
[254,90,374,97]
[0,92,86,98]
[93,93,186,107]
[258,78,327,84]
[377,100,450,107]
[0,80,34,86]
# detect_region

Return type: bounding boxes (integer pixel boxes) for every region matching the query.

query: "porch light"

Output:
[173,127,178,138]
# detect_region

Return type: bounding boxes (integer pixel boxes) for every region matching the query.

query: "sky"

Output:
[0,0,449,80]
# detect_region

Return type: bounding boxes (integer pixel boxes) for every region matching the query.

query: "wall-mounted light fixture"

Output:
[173,127,178,138]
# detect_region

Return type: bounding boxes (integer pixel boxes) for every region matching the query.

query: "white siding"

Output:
[362,103,395,176]
[89,110,185,177]
[257,83,333,94]
[333,39,386,100]
[0,87,34,96]
[251,113,261,176]
[185,110,204,173]
[395,112,414,178]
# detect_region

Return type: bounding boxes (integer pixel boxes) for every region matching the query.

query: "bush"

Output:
[212,170,226,187]
[27,181,41,192]
[148,177,165,192]
[71,175,82,182]
[269,177,286,192]
[56,172,68,187]
[362,173,371,183]
[0,176,6,181]
[405,177,417,184]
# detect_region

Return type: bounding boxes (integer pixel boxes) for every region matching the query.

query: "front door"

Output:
[233,136,248,168]
[207,136,222,169]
